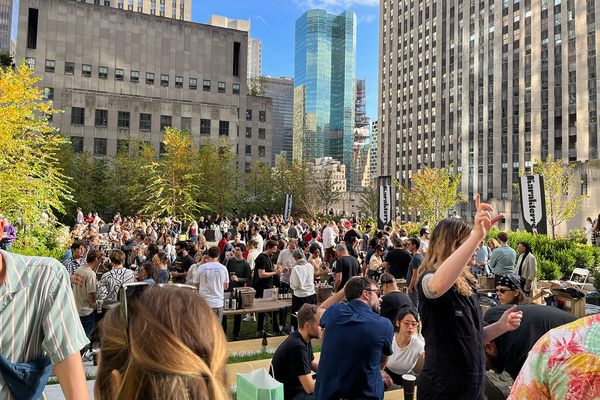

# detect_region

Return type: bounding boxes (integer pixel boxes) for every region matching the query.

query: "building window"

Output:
[181,117,192,132]
[160,115,172,131]
[259,111,266,122]
[82,64,92,77]
[25,57,35,70]
[27,8,38,49]
[115,68,124,80]
[43,87,54,100]
[175,76,183,88]
[258,128,266,139]
[94,138,107,156]
[203,79,211,91]
[146,72,154,85]
[245,145,252,156]
[258,146,265,157]
[98,66,108,79]
[218,81,226,93]
[219,120,229,136]
[71,107,85,125]
[139,113,152,130]
[233,83,240,95]
[246,110,252,121]
[130,70,139,83]
[95,109,108,127]
[200,119,211,135]
[233,41,241,77]
[189,78,197,90]
[118,111,130,129]
[160,74,169,87]
[71,136,84,153]
[245,127,252,138]
[64,62,74,75]
[45,59,55,72]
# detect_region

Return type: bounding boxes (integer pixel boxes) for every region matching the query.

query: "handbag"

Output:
[236,367,284,400]
[0,353,52,400]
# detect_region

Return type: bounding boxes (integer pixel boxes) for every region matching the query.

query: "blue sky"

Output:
[192,0,380,121]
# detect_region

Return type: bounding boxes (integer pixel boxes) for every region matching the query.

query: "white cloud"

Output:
[294,0,379,13]
[358,14,377,23]
[255,15,270,26]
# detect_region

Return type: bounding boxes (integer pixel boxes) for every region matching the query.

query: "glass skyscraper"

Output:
[293,9,356,184]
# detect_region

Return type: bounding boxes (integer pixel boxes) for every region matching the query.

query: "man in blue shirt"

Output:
[315,277,394,400]
[489,232,517,279]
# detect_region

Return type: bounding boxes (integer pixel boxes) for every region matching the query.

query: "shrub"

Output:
[550,252,577,279]
[11,224,69,261]
[538,258,562,280]
[567,229,588,245]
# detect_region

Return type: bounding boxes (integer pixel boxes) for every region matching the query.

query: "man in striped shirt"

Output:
[0,250,90,399]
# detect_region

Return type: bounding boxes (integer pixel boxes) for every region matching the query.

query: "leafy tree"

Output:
[528,156,588,238]
[0,64,72,226]
[316,171,342,214]
[271,157,311,215]
[139,128,205,221]
[0,52,12,68]
[401,166,464,226]
[241,160,278,215]
[358,183,378,220]
[247,76,267,96]
[196,139,238,215]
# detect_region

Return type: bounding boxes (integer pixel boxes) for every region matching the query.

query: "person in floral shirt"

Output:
[508,313,600,400]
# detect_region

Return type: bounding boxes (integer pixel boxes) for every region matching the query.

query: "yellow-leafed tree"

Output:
[0,64,71,225]
[401,166,465,226]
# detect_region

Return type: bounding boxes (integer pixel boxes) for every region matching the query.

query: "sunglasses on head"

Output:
[119,282,197,344]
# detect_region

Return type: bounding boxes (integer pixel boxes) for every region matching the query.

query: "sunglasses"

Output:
[495,288,514,294]
[119,282,197,344]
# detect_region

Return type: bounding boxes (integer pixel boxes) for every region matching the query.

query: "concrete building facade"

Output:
[313,157,347,192]
[378,0,600,234]
[293,9,356,186]
[263,76,294,164]
[82,0,190,20]
[0,0,13,53]
[16,0,272,170]
[208,15,262,80]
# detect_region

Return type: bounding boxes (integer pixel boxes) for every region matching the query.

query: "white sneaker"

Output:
[243,313,256,322]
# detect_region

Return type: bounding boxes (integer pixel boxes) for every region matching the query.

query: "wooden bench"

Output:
[227,336,288,356]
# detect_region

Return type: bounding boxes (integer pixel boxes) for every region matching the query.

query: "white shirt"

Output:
[322,226,336,249]
[247,249,260,270]
[290,260,315,298]
[193,261,229,308]
[252,233,264,254]
[76,210,84,223]
[277,248,296,284]
[386,335,425,376]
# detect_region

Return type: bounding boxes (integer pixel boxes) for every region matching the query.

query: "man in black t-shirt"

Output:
[379,273,413,326]
[333,243,360,291]
[171,241,195,284]
[482,304,576,400]
[383,237,412,279]
[252,239,281,334]
[271,304,321,400]
[223,243,253,340]
[343,223,362,257]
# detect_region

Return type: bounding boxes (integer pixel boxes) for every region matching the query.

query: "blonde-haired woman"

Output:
[415,195,523,400]
[95,285,228,400]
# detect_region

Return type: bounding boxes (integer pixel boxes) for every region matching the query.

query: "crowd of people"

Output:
[0,199,598,400]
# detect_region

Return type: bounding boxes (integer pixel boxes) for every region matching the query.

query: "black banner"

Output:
[519,175,548,235]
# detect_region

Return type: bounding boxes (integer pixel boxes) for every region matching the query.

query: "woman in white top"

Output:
[382,306,425,386]
[289,248,316,331]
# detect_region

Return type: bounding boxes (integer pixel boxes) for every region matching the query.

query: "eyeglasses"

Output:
[495,288,513,294]
[381,281,394,285]
[364,288,382,296]
[119,282,197,344]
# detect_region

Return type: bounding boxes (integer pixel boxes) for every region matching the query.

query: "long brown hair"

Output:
[417,218,474,297]
[95,286,228,400]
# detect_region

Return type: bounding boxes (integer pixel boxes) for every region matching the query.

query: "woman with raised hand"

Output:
[95,284,228,400]
[416,195,523,400]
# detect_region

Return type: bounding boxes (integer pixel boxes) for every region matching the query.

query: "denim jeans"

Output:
[212,307,223,323]
[80,311,96,342]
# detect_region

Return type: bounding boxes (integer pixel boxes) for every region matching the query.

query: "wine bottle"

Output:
[261,331,268,353]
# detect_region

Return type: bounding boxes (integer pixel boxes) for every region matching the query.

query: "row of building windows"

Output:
[69,107,268,137]
[30,58,241,94]
[84,0,185,19]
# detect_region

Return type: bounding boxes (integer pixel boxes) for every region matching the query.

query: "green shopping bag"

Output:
[236,368,284,400]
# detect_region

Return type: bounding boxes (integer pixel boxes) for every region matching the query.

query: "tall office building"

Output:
[263,76,294,163]
[369,120,378,181]
[293,9,356,184]
[379,0,600,233]
[81,0,190,20]
[16,0,273,172]
[208,15,262,79]
[0,0,13,53]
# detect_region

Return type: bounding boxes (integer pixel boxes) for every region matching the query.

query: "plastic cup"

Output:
[402,374,416,400]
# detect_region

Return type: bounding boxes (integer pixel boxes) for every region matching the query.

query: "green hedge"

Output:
[486,230,600,281]
[11,224,69,261]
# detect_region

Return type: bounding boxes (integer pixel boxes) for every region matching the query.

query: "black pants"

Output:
[257,311,279,333]
[291,294,317,330]
[222,315,242,338]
